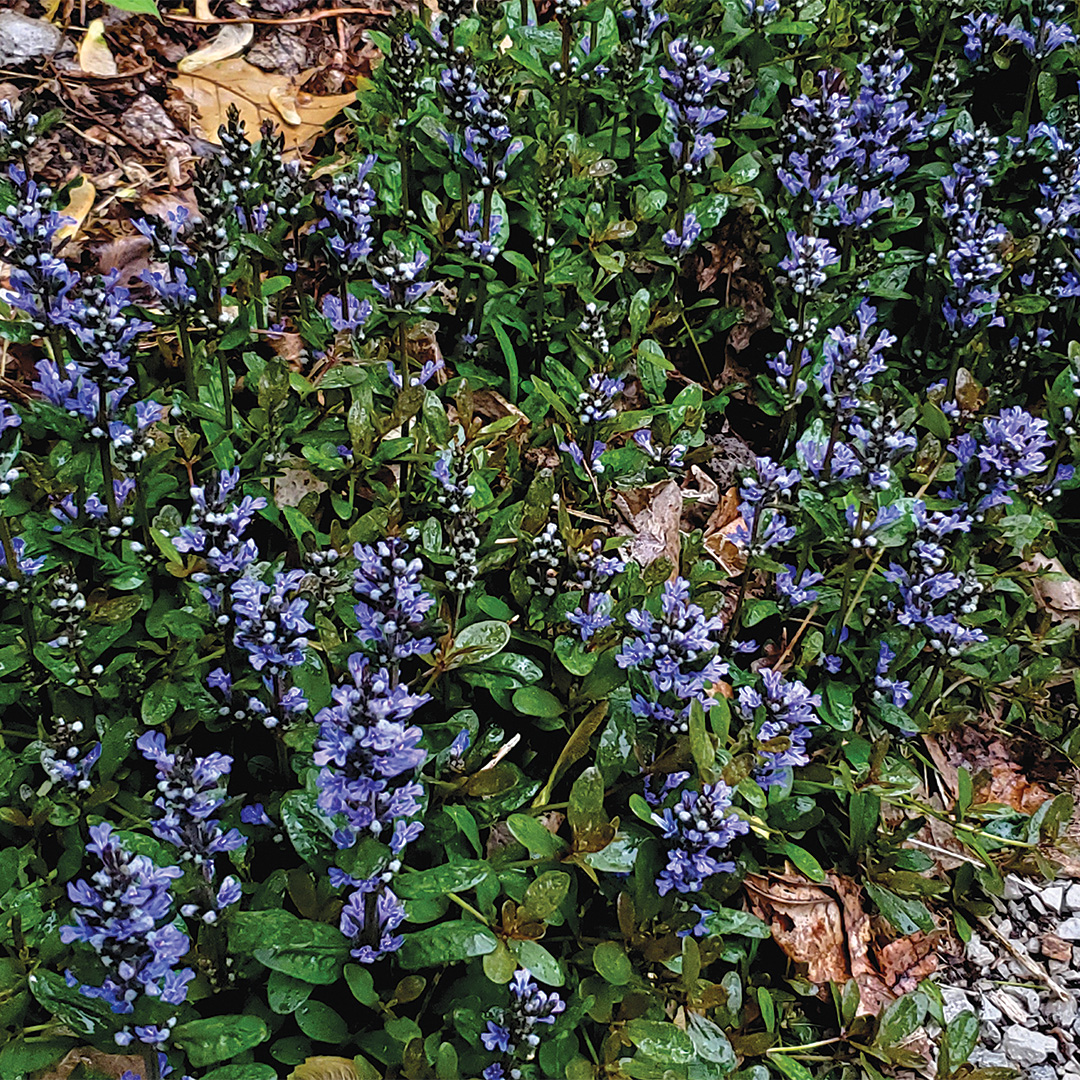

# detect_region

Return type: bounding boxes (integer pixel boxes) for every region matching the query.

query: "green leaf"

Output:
[944,1010,979,1072]
[876,993,923,1047]
[521,870,571,920]
[780,842,825,882]
[506,813,567,858]
[141,679,179,726]
[702,908,771,939]
[395,861,490,899]
[688,697,715,777]
[865,883,934,935]
[448,620,512,667]
[625,1019,695,1065]
[344,963,379,1006]
[593,940,633,985]
[173,1015,269,1067]
[203,1067,277,1080]
[444,804,482,857]
[102,0,160,16]
[267,969,314,1014]
[686,1012,736,1068]
[295,1000,349,1043]
[512,939,564,985]
[554,634,598,675]
[398,920,498,967]
[228,910,349,985]
[512,686,564,717]
[28,970,114,1036]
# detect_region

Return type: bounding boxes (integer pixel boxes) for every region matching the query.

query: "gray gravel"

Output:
[940,872,1080,1076]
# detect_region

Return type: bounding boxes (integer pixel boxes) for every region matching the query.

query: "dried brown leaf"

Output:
[55,176,96,244]
[1022,551,1080,622]
[36,1046,144,1080]
[612,480,682,575]
[178,23,255,74]
[269,463,329,509]
[174,59,358,151]
[78,19,117,77]
[702,485,746,576]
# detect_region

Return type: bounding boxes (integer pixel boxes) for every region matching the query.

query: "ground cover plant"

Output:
[2,0,1080,1076]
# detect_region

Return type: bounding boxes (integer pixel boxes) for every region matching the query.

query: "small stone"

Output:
[1043,885,1065,914]
[1028,894,1047,916]
[0,11,62,66]
[980,998,1003,1024]
[998,918,1014,938]
[981,1019,1002,1046]
[1004,876,1025,900]
[1044,996,1078,1028]
[1030,1066,1057,1080]
[1043,933,1072,962]
[941,986,972,1023]
[969,1047,1009,1070]
[1000,1025,1058,1068]
[1051,959,1071,975]
[1008,899,1028,920]
[1057,916,1080,940]
[1065,883,1080,911]
[1003,985,1041,1015]
[966,935,995,967]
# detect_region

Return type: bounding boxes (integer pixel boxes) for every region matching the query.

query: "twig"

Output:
[163,7,393,25]
[976,914,1069,1001]
[771,603,820,670]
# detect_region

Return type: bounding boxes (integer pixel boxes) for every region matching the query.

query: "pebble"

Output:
[1066,883,1080,911]
[1043,885,1065,914]
[1000,1024,1058,1068]
[1004,876,1025,900]
[0,11,62,66]
[969,1046,1009,1069]
[1044,997,1079,1028]
[1030,1066,1057,1080]
[979,998,1003,1024]
[966,935,995,967]
[1029,894,1047,916]
[1057,917,1080,940]
[941,987,972,1023]
[1003,986,1041,1015]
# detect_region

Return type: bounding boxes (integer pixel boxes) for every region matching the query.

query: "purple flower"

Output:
[60,824,192,1018]
[339,879,407,963]
[651,781,749,894]
[136,732,245,882]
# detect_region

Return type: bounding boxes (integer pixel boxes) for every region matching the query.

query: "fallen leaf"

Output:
[174,59,359,150]
[745,871,849,985]
[37,1046,144,1080]
[267,463,329,509]
[612,480,682,575]
[745,870,938,1017]
[178,23,255,74]
[288,1059,360,1080]
[78,19,117,77]
[1022,551,1080,623]
[55,176,96,244]
[702,485,747,575]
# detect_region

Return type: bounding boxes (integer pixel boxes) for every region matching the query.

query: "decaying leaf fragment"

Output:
[702,485,747,575]
[177,23,255,74]
[55,176,96,243]
[1022,551,1080,625]
[612,479,682,574]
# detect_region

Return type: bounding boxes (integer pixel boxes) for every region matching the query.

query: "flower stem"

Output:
[178,321,196,400]
[98,390,119,525]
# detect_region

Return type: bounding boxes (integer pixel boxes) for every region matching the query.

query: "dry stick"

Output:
[163,6,393,23]
[976,914,1069,1001]
[770,602,820,670]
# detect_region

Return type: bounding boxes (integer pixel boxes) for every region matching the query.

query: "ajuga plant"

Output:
[2,0,1080,1077]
